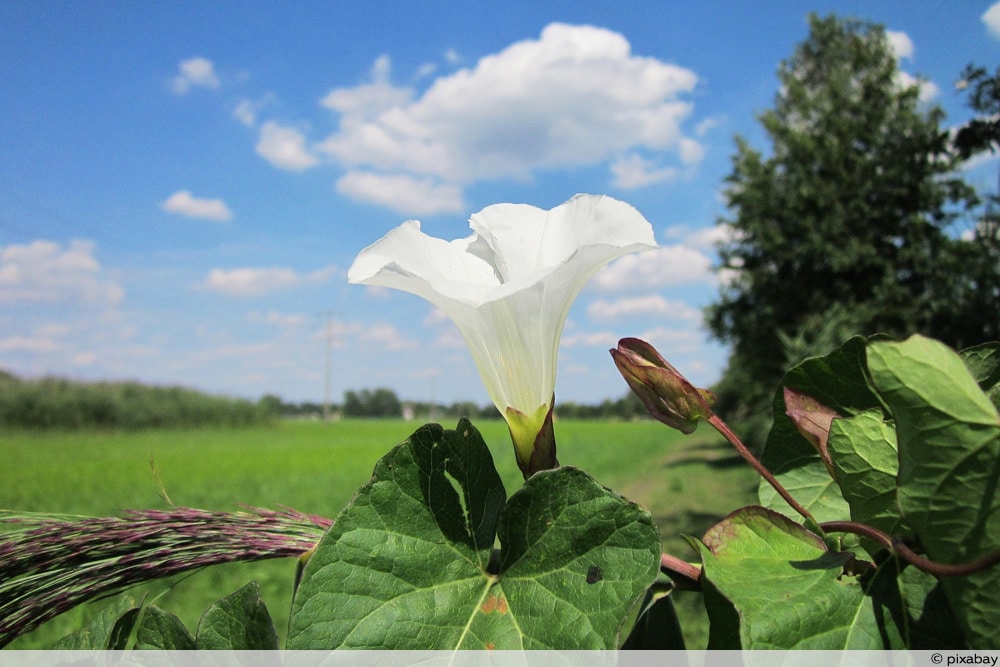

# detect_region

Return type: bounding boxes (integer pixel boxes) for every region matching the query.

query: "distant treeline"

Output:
[0,370,650,430]
[267,387,649,422]
[0,370,274,430]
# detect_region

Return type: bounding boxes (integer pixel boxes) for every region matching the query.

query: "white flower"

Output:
[348,194,658,475]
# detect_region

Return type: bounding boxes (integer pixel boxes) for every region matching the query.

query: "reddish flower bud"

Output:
[610,337,715,434]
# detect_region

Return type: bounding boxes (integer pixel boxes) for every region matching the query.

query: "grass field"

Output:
[1,418,758,649]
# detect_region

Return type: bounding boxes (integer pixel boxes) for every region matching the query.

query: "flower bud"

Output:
[610,337,715,433]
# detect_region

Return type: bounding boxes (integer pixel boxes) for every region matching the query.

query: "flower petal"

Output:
[348,194,658,472]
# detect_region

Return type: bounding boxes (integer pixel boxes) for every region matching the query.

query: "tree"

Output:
[954,64,1000,160]
[706,13,981,423]
[949,64,1000,348]
[342,388,402,418]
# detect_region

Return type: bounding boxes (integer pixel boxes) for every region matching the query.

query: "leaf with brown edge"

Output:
[783,387,842,477]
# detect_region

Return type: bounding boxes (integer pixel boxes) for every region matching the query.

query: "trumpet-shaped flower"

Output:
[348,194,658,476]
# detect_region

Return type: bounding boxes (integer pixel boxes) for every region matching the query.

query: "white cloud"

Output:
[561,331,620,348]
[233,94,276,127]
[0,239,123,305]
[308,317,420,352]
[317,23,699,204]
[415,62,437,79]
[896,71,940,103]
[172,57,220,94]
[984,2,1000,40]
[0,335,62,353]
[320,55,413,118]
[255,121,320,171]
[886,30,914,61]
[587,295,701,322]
[249,311,308,328]
[592,245,714,290]
[678,137,705,165]
[200,265,336,297]
[635,326,705,354]
[335,171,464,215]
[663,223,735,250]
[160,190,233,221]
[611,154,679,189]
[695,117,720,136]
[234,101,256,127]
[884,30,938,102]
[366,323,419,351]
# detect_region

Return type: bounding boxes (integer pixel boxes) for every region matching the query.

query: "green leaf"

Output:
[961,341,1000,410]
[620,585,686,650]
[195,581,278,650]
[696,506,904,649]
[700,576,742,649]
[867,335,1000,649]
[52,596,138,649]
[826,409,902,551]
[890,564,968,649]
[288,419,660,650]
[961,341,1000,391]
[760,336,882,522]
[135,606,196,650]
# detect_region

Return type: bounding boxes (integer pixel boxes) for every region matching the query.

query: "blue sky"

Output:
[2,2,999,407]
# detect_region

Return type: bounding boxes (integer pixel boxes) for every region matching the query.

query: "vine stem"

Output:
[660,553,701,589]
[820,521,1000,578]
[706,414,817,525]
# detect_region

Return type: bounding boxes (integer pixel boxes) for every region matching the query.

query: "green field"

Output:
[1,418,758,649]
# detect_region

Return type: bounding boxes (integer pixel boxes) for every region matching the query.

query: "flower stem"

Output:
[660,552,701,590]
[820,521,1000,578]
[707,413,817,526]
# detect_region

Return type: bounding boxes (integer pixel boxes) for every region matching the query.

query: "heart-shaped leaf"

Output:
[760,336,882,523]
[697,506,904,649]
[288,419,660,649]
[868,336,1000,649]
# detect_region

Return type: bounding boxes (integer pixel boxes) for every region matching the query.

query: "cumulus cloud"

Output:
[561,331,620,348]
[663,224,732,250]
[985,2,1000,40]
[160,190,233,221]
[634,326,705,353]
[695,117,720,136]
[233,95,275,127]
[310,317,419,352]
[316,23,700,210]
[592,245,714,290]
[0,239,123,305]
[365,323,420,351]
[200,265,337,297]
[587,295,701,322]
[255,121,320,171]
[335,171,463,215]
[172,57,220,94]
[611,154,679,189]
[896,71,940,102]
[886,30,914,61]
[885,30,939,102]
[321,56,414,118]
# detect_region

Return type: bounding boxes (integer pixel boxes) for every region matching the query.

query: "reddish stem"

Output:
[707,414,817,525]
[660,552,701,589]
[820,521,1000,578]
